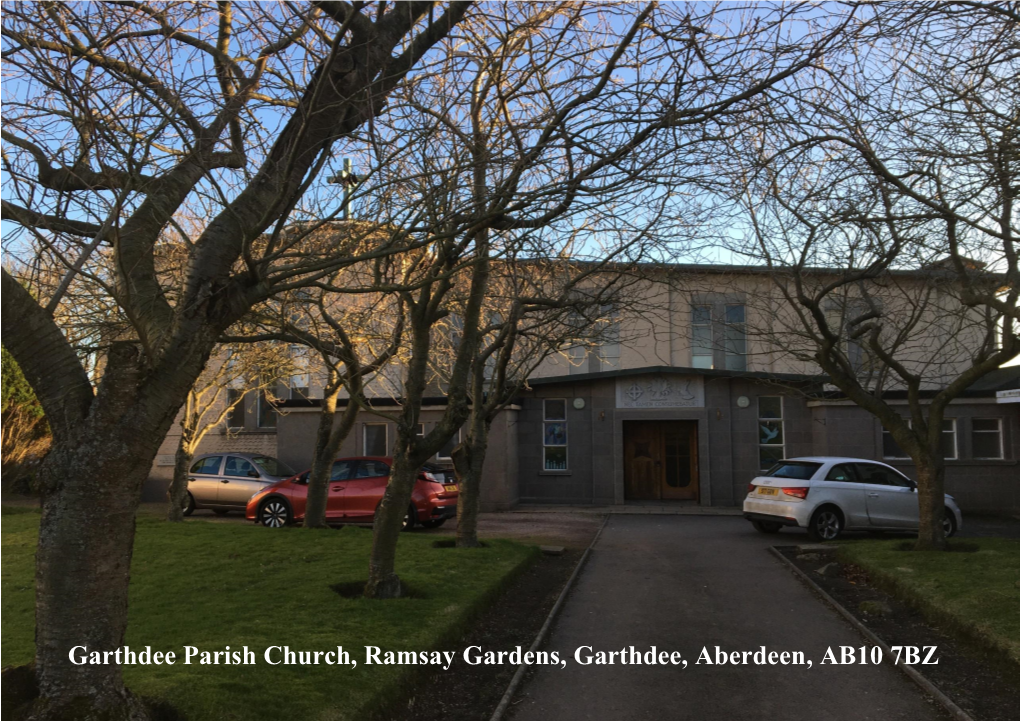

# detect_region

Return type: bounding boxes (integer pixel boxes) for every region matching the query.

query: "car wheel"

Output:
[942,512,957,538]
[182,492,195,517]
[808,506,843,542]
[213,509,229,516]
[259,498,291,528]
[751,520,782,534]
[401,505,417,532]
[421,519,446,529]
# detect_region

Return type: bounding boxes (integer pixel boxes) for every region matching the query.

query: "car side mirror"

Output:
[248,470,259,478]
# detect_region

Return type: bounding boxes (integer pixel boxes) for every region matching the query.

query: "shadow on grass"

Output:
[894,540,981,553]
[330,581,430,600]
[430,539,490,549]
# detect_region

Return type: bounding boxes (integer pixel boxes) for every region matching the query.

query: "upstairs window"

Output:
[363,423,387,456]
[257,391,277,428]
[691,305,713,369]
[723,304,747,372]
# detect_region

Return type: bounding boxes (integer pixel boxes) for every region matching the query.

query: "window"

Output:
[224,457,257,477]
[824,463,858,483]
[257,391,277,428]
[415,423,425,439]
[854,463,912,487]
[543,399,568,470]
[941,419,958,460]
[357,460,390,478]
[190,456,222,475]
[252,456,295,477]
[330,460,355,481]
[882,424,909,459]
[691,305,713,369]
[723,304,747,371]
[438,429,461,461]
[972,418,1003,459]
[363,423,388,456]
[226,389,246,429]
[758,397,784,471]
[567,345,588,375]
[289,345,311,399]
[763,461,819,480]
[595,304,621,371]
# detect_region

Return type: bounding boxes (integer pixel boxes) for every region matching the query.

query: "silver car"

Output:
[182,452,296,516]
[743,456,963,541]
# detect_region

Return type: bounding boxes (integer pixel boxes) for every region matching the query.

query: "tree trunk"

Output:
[166,432,194,523]
[364,450,418,598]
[31,431,158,719]
[914,454,948,551]
[304,387,340,529]
[454,421,489,548]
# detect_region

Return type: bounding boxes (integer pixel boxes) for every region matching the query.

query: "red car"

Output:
[245,456,458,529]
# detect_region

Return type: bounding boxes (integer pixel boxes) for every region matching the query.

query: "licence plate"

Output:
[443,484,458,492]
[758,487,778,496]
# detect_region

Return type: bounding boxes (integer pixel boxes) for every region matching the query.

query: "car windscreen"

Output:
[763,462,821,480]
[252,456,296,477]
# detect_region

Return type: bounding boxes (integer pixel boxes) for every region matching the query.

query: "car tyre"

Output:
[808,506,843,542]
[943,512,957,538]
[421,519,447,529]
[401,505,417,532]
[259,498,291,528]
[751,519,782,534]
[182,492,195,517]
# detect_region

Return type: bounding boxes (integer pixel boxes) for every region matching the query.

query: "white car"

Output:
[742,456,962,541]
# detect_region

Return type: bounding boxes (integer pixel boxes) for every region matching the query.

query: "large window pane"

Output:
[544,399,567,420]
[758,397,782,419]
[882,429,908,459]
[363,423,387,456]
[972,418,1003,459]
[438,429,460,460]
[544,447,568,471]
[542,399,568,471]
[257,391,277,428]
[723,304,746,371]
[226,389,245,429]
[940,419,957,460]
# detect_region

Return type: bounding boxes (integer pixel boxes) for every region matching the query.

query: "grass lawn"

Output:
[1,506,536,720]
[838,538,1020,666]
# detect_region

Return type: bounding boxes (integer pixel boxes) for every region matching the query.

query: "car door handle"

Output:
[221,480,230,484]
[867,492,879,498]
[332,486,344,491]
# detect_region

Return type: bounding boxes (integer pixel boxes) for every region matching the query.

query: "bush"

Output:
[1,346,51,493]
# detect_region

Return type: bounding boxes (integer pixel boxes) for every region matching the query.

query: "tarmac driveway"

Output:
[510,515,949,721]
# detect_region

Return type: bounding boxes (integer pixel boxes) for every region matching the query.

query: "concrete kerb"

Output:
[488,514,611,721]
[768,546,974,721]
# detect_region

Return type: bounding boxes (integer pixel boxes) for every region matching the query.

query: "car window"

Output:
[825,464,858,483]
[357,460,391,478]
[251,456,295,477]
[330,460,355,481]
[190,456,222,475]
[764,462,821,480]
[854,463,911,487]
[224,456,256,477]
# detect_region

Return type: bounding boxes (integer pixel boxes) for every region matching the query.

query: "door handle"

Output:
[221,480,230,484]
[867,493,879,498]
[188,478,195,483]
[332,486,344,491]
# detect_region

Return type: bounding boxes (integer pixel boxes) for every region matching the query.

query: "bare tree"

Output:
[166,341,293,522]
[714,2,1018,549]
[355,1,849,596]
[0,3,470,716]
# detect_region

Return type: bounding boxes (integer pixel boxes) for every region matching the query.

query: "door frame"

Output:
[613,409,712,506]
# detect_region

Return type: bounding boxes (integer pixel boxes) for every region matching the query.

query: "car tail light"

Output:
[781,487,810,499]
[747,484,756,495]
[422,471,437,482]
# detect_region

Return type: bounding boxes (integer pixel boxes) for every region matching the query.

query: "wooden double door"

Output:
[623,421,699,501]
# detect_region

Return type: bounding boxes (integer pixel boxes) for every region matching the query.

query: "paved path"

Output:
[510,515,949,721]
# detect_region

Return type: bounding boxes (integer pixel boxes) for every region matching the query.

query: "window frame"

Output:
[881,423,910,460]
[722,304,747,372]
[257,390,278,429]
[362,422,388,457]
[971,418,1004,460]
[437,428,461,461]
[690,304,713,369]
[942,418,958,460]
[757,396,785,472]
[225,388,246,430]
[542,399,569,471]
